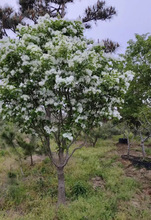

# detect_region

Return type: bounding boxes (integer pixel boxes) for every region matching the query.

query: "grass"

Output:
[0,137,150,220]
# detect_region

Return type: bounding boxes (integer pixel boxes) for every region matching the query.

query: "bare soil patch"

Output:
[91,176,105,190]
[25,154,47,165]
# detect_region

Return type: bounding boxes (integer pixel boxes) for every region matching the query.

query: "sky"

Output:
[0,0,151,53]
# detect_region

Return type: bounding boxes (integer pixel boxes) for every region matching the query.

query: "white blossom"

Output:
[63,132,73,141]
[36,106,45,113]
[45,98,54,105]
[44,126,51,134]
[20,95,29,101]
[39,80,45,86]
[44,125,57,134]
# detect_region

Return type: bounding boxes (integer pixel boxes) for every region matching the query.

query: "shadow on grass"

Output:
[121,155,151,170]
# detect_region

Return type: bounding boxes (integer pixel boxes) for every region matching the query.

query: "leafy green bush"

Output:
[71,181,89,199]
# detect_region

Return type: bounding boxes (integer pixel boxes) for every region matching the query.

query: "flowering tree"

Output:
[0,15,133,204]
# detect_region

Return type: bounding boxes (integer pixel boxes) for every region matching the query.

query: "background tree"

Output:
[137,107,151,158]
[1,124,40,167]
[16,134,40,166]
[0,16,131,204]
[88,121,121,147]
[121,34,151,123]
[0,0,118,52]
[124,127,134,158]
[1,125,24,175]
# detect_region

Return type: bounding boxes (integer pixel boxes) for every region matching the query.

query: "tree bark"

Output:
[60,3,65,18]
[141,141,146,159]
[57,166,66,205]
[30,153,34,166]
[93,137,98,147]
[127,137,130,158]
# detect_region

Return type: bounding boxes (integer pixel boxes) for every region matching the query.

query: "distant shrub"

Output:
[88,122,121,147]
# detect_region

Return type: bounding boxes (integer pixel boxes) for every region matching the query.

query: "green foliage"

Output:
[71,181,89,199]
[6,184,26,206]
[7,170,18,185]
[16,134,41,165]
[57,195,117,220]
[99,122,121,139]
[145,147,151,156]
[0,149,6,156]
[1,125,16,147]
[121,34,151,123]
[0,122,42,165]
[88,122,121,147]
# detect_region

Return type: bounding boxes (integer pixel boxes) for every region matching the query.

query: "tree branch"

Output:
[61,139,86,168]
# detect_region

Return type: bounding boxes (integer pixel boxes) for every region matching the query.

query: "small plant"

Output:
[0,150,5,157]
[43,157,50,164]
[7,184,26,205]
[71,181,88,198]
[7,171,17,185]
[36,177,45,189]
[8,171,17,179]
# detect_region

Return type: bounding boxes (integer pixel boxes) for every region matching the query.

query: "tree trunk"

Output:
[141,141,146,159]
[139,132,146,159]
[57,166,66,205]
[30,153,34,166]
[127,138,130,158]
[61,3,65,18]
[93,137,98,147]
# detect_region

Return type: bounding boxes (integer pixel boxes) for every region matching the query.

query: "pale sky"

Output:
[0,0,151,53]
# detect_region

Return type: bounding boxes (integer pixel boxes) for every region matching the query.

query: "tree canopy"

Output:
[0,15,131,138]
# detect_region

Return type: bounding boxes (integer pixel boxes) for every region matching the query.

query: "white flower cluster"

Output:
[44,126,58,134]
[56,75,74,85]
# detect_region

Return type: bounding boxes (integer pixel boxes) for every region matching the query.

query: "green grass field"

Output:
[0,138,151,220]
